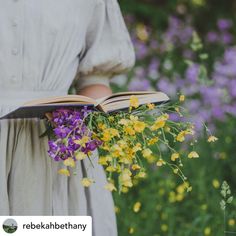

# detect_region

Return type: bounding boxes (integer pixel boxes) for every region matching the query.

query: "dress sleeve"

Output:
[76,0,136,91]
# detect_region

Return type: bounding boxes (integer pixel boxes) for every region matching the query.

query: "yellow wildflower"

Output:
[137,171,146,178]
[81,178,94,187]
[179,94,185,102]
[142,148,152,158]
[176,131,186,142]
[130,115,138,121]
[173,168,179,174]
[147,103,155,110]
[124,126,136,136]
[162,113,169,119]
[156,159,166,166]
[177,184,185,194]
[151,120,165,131]
[63,157,75,168]
[129,227,135,234]
[175,107,180,113]
[133,202,141,213]
[98,123,106,130]
[176,194,184,202]
[164,126,171,132]
[121,186,129,193]
[212,179,220,189]
[169,191,176,203]
[132,143,142,152]
[109,128,120,137]
[105,155,112,162]
[204,227,211,235]
[118,119,129,126]
[136,23,149,42]
[101,130,112,142]
[74,136,89,147]
[104,182,117,192]
[171,153,180,161]
[118,140,128,148]
[114,206,120,214]
[119,169,133,187]
[111,146,124,158]
[133,121,146,133]
[98,156,108,166]
[132,164,141,170]
[161,224,168,232]
[75,151,87,160]
[185,129,195,136]
[148,137,159,145]
[108,116,114,122]
[228,219,235,226]
[146,155,155,163]
[106,166,117,172]
[129,95,139,108]
[187,186,193,192]
[150,114,169,131]
[58,168,70,176]
[207,135,218,142]
[188,151,199,159]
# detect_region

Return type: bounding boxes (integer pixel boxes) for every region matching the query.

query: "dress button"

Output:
[11,48,18,55]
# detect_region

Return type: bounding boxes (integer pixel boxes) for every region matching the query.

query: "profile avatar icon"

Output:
[2,219,18,234]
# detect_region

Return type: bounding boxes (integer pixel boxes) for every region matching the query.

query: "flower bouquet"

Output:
[43,94,200,193]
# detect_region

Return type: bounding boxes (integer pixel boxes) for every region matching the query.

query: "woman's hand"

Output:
[77,84,112,99]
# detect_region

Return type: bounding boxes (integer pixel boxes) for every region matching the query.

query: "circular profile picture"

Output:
[2,219,18,234]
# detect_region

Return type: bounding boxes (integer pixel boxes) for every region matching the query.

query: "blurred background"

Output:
[111,1,236,235]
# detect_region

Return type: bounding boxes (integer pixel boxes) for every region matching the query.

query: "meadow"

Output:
[112,1,236,235]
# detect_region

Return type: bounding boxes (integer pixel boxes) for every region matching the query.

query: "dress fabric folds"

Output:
[0,1,135,235]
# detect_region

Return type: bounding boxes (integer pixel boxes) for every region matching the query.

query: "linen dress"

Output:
[0,1,135,235]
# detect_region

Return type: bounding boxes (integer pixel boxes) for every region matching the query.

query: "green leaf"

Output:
[199,53,209,60]
[227,196,233,204]
[227,189,231,195]
[184,59,194,66]
[220,200,226,210]
[221,190,226,198]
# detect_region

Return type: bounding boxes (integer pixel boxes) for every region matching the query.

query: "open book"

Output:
[0,91,169,119]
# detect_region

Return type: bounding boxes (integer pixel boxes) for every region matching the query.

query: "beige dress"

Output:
[0,1,135,235]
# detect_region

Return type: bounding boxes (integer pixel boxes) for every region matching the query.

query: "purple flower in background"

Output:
[183,49,194,59]
[134,67,146,78]
[157,79,177,96]
[163,16,193,46]
[150,40,158,49]
[129,78,151,91]
[206,31,219,43]
[185,100,201,113]
[148,58,160,79]
[135,41,149,59]
[125,14,236,134]
[185,63,200,83]
[229,80,236,97]
[217,19,233,31]
[221,32,233,44]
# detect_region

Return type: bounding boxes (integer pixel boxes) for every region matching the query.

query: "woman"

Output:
[0,1,135,235]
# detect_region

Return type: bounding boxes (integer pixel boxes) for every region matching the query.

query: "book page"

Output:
[23,95,96,106]
[101,92,169,113]
[95,91,158,106]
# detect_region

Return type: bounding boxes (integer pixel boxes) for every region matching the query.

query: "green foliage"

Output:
[114,120,236,235]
